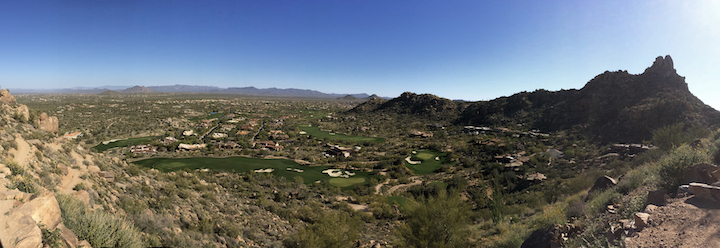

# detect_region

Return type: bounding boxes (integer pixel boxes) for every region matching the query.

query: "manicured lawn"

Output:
[132,156,377,187]
[329,177,366,187]
[299,125,384,143]
[92,136,160,152]
[406,150,453,175]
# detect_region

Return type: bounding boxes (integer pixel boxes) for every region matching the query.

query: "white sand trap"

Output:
[412,151,417,154]
[288,168,304,172]
[435,157,440,161]
[345,171,356,176]
[254,168,274,173]
[322,169,343,177]
[405,156,421,165]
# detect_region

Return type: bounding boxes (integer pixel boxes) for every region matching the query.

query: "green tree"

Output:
[397,190,472,248]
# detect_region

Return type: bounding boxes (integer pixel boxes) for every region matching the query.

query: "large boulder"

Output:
[0,89,17,105]
[688,182,720,202]
[681,163,720,185]
[520,224,579,248]
[585,176,617,200]
[36,112,59,134]
[12,192,63,229]
[16,104,29,123]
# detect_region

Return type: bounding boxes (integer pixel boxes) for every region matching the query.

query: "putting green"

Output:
[329,177,366,187]
[406,150,453,175]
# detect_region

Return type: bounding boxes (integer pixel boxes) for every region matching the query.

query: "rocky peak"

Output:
[643,55,677,78]
[0,89,17,105]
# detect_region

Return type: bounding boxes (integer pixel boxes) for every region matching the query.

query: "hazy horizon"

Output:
[2,1,719,108]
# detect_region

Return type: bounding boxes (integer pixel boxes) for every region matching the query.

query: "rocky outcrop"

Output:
[682,163,720,185]
[688,183,720,202]
[36,112,59,134]
[645,189,670,206]
[16,104,29,122]
[0,89,17,105]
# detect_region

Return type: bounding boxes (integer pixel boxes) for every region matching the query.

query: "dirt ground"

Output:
[625,195,720,248]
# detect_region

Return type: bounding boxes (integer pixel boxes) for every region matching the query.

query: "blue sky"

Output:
[1,1,719,108]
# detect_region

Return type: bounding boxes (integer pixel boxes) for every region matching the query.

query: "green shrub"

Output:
[73,182,87,191]
[56,194,144,248]
[584,189,621,215]
[657,145,710,190]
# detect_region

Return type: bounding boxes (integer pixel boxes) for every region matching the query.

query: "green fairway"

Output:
[299,125,384,143]
[406,150,453,175]
[92,136,160,152]
[132,156,376,187]
[329,177,366,187]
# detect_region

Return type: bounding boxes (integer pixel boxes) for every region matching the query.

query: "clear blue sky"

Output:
[1,1,719,108]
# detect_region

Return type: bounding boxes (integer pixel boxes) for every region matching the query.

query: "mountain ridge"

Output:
[350,55,720,143]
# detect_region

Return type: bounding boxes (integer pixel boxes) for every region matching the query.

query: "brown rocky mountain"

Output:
[351,55,720,143]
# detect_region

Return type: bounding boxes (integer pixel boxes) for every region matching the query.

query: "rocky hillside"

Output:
[352,55,720,143]
[349,92,467,121]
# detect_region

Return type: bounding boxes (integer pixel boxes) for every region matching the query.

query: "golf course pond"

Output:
[132,156,377,188]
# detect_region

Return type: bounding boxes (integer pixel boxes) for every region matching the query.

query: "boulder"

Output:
[0,89,17,105]
[645,189,669,206]
[688,182,720,202]
[0,214,42,248]
[714,149,720,165]
[681,163,720,185]
[36,113,59,134]
[585,176,617,200]
[643,204,659,214]
[87,165,100,173]
[58,223,79,248]
[634,212,650,228]
[12,192,62,229]
[16,104,29,123]
[97,171,115,183]
[73,190,91,208]
[520,224,578,248]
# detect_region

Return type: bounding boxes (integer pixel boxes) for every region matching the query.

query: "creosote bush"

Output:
[657,144,710,190]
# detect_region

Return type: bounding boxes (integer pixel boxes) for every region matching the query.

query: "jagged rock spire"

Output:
[644,55,677,77]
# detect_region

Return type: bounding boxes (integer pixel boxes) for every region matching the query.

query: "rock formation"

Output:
[0,89,16,105]
[36,113,59,134]
[16,104,29,123]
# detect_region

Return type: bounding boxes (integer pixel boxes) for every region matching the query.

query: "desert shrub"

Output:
[41,227,64,248]
[657,145,710,190]
[284,211,362,248]
[396,190,471,248]
[584,189,621,215]
[119,196,148,215]
[529,203,567,230]
[651,123,690,151]
[56,194,144,248]
[73,182,88,191]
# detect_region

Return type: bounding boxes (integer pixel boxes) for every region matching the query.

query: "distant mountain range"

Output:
[13,85,376,99]
[349,55,720,143]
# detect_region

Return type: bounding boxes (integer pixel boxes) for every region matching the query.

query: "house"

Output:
[63,132,83,139]
[215,141,241,150]
[327,145,355,158]
[253,141,283,151]
[236,130,252,136]
[410,131,433,138]
[182,130,195,136]
[221,125,235,132]
[240,125,254,131]
[268,130,289,140]
[211,133,228,139]
[130,144,157,155]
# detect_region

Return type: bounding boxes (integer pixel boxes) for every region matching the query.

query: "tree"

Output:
[397,190,472,248]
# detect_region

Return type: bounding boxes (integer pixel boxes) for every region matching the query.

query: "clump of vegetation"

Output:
[56,194,144,248]
[657,144,711,190]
